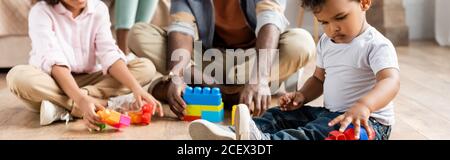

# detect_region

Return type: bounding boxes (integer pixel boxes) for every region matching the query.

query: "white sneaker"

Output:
[189,119,236,140]
[107,93,136,112]
[40,100,72,126]
[234,104,269,140]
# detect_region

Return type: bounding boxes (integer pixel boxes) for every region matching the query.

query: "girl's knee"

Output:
[128,58,157,85]
[6,65,53,101]
[7,65,35,95]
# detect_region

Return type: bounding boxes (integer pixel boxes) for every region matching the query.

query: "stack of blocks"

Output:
[183,86,224,123]
[97,109,131,129]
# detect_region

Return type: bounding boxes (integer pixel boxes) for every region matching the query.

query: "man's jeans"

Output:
[254,106,392,140]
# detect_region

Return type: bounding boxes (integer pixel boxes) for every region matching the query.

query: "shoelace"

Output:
[61,113,72,126]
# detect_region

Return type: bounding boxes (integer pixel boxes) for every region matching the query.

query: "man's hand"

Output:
[166,75,187,120]
[279,91,306,111]
[239,83,271,117]
[328,102,374,140]
[238,24,279,117]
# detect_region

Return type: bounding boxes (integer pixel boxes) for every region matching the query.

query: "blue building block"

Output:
[347,124,371,140]
[183,86,222,106]
[201,109,224,123]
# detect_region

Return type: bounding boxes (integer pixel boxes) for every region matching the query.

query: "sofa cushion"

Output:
[0,0,32,37]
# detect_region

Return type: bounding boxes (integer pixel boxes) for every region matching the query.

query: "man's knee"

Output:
[128,23,167,55]
[279,28,317,68]
[129,23,166,44]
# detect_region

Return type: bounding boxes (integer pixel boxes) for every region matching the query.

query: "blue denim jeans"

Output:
[253,106,392,140]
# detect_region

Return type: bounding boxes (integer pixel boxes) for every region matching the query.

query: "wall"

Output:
[284,0,317,32]
[403,0,435,40]
[285,0,436,41]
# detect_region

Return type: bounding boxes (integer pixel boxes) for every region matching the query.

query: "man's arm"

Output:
[254,24,280,83]
[240,24,281,117]
[167,32,193,75]
[160,31,194,119]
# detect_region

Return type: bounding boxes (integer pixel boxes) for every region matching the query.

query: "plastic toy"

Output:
[325,124,376,140]
[231,105,237,125]
[183,86,222,106]
[128,103,153,125]
[96,109,131,129]
[183,86,224,123]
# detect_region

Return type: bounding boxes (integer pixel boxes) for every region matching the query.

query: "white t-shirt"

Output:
[316,26,399,125]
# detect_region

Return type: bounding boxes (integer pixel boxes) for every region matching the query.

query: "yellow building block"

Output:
[97,110,121,125]
[186,102,224,116]
[231,105,237,125]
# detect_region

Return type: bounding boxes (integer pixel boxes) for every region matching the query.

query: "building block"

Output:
[97,109,120,125]
[183,108,223,122]
[128,103,153,125]
[202,109,224,123]
[182,86,224,123]
[231,105,237,125]
[183,86,222,106]
[186,103,224,116]
[325,124,376,140]
[184,103,224,122]
[184,115,201,121]
[96,109,131,129]
[98,123,106,130]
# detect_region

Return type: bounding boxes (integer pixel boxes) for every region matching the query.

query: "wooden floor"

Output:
[0,41,449,140]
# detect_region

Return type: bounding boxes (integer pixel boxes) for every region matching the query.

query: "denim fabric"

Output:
[254,106,392,140]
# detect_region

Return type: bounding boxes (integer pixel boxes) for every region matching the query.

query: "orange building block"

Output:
[97,109,130,129]
[128,103,153,125]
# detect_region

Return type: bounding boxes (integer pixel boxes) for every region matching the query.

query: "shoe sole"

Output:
[234,104,250,140]
[189,120,235,140]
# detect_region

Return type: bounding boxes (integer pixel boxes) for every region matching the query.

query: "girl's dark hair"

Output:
[38,0,60,6]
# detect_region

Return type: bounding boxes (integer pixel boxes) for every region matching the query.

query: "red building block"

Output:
[183,115,201,121]
[325,125,376,140]
[128,103,153,125]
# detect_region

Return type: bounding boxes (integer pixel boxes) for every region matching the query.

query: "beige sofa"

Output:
[0,0,171,68]
[0,0,116,68]
[0,0,33,68]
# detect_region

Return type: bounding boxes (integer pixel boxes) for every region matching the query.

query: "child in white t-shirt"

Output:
[188,0,400,140]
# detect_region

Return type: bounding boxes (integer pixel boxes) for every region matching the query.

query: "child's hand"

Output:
[75,96,105,131]
[279,92,305,111]
[328,102,374,140]
[133,88,164,117]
